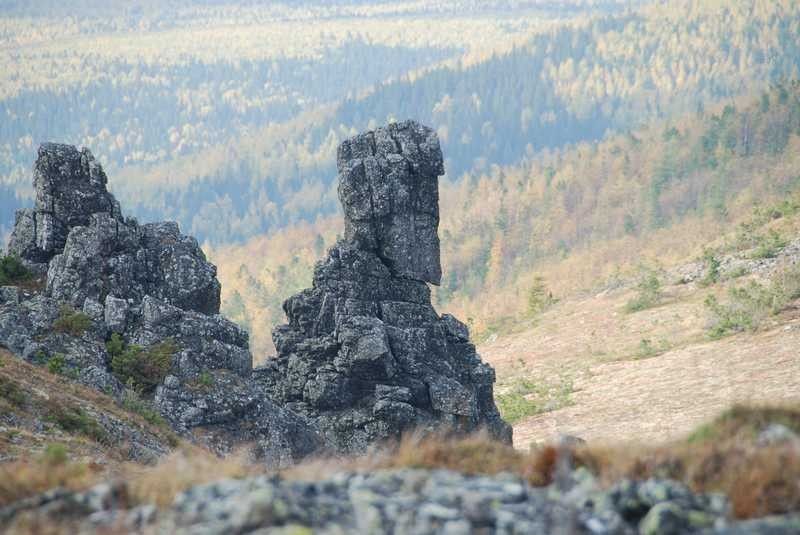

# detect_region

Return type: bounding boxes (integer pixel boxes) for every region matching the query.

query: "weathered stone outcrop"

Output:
[338,121,444,284]
[1,143,319,464]
[258,121,511,453]
[8,143,122,269]
[2,125,510,464]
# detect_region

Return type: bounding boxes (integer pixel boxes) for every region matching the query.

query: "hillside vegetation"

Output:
[2,0,800,245]
[211,83,800,359]
[118,0,800,244]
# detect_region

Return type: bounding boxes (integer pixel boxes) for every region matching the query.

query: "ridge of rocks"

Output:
[2,143,318,464]
[1,124,511,463]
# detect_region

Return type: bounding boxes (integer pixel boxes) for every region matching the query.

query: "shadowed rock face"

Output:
[338,122,444,285]
[261,121,512,453]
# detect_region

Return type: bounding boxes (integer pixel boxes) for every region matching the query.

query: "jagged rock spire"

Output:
[262,121,512,453]
[8,143,122,265]
[337,121,444,285]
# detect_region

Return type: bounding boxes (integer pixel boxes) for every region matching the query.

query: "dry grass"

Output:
[0,351,178,453]
[286,406,800,521]
[576,405,800,519]
[2,404,798,526]
[0,450,105,507]
[377,431,559,487]
[125,444,261,508]
[482,278,800,449]
[0,350,181,509]
[282,431,560,488]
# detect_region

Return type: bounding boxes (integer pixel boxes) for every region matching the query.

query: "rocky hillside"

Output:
[1,124,508,464]
[2,125,800,534]
[479,189,800,449]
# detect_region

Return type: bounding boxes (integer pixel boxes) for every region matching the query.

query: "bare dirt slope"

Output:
[480,283,800,450]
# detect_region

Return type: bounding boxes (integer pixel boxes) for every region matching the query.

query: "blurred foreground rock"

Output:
[5,466,799,534]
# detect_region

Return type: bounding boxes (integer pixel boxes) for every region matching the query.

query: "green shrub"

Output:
[705,287,768,339]
[0,376,25,407]
[46,402,108,444]
[727,265,749,279]
[705,264,800,339]
[196,371,214,389]
[105,333,125,357]
[495,376,574,424]
[699,249,721,287]
[53,305,92,336]
[47,354,66,375]
[496,391,540,424]
[46,353,78,379]
[635,338,670,359]
[0,254,31,286]
[750,229,788,259]
[111,339,177,392]
[41,443,69,466]
[526,275,557,317]
[625,266,663,313]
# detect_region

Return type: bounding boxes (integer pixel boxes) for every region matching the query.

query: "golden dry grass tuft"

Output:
[360,431,559,487]
[281,431,559,487]
[0,448,104,507]
[125,445,261,508]
[575,405,800,519]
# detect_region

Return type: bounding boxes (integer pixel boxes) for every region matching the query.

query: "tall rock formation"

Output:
[1,127,510,464]
[258,121,512,453]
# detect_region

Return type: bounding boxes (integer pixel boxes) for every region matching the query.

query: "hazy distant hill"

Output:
[3,0,798,245]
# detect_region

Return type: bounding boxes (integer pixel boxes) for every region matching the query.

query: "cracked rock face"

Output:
[338,121,444,285]
[260,121,512,454]
[8,143,122,267]
[2,143,319,465]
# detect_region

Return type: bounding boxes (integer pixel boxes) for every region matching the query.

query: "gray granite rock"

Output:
[1,143,323,466]
[338,121,444,285]
[260,122,511,455]
[8,143,121,267]
[103,295,128,333]
[7,469,780,535]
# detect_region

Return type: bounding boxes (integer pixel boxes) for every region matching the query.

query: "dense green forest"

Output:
[3,0,798,245]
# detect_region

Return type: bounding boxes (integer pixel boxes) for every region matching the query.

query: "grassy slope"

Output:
[0,350,178,506]
[483,204,800,449]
